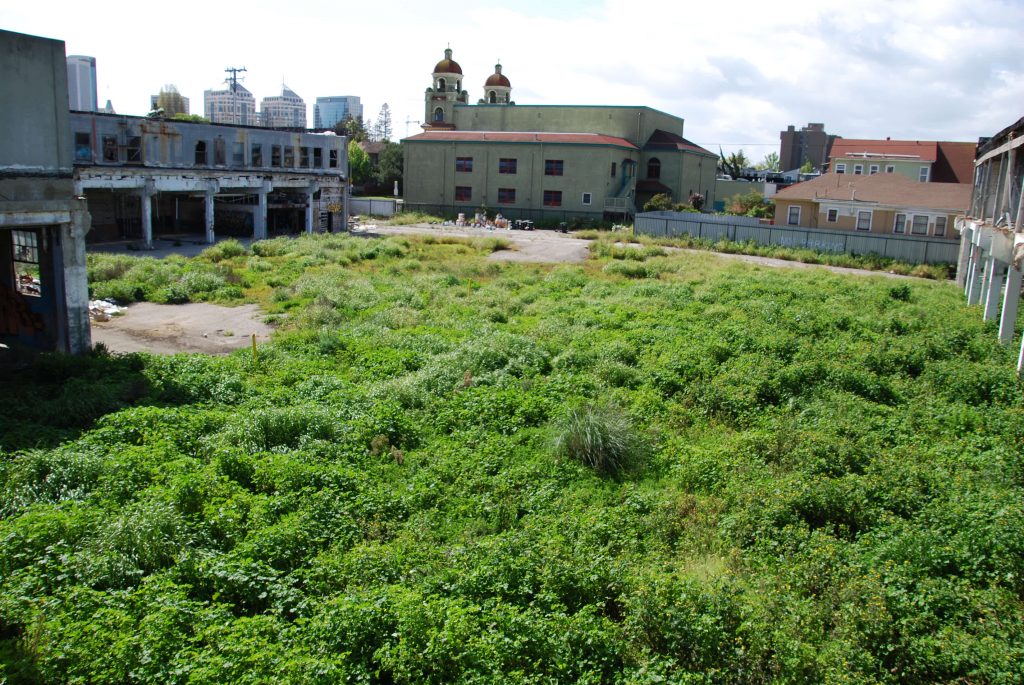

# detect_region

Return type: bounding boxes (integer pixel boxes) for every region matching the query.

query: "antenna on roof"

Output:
[224,66,247,91]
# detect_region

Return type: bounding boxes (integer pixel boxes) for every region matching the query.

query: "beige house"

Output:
[774,172,971,240]
[403,49,717,221]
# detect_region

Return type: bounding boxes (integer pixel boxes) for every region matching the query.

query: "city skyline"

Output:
[5,0,1022,155]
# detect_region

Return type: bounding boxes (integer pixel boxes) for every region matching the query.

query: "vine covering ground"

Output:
[1,233,1022,683]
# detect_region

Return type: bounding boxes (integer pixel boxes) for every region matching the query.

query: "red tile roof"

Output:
[404,130,639,149]
[644,129,716,156]
[934,141,977,184]
[775,172,971,212]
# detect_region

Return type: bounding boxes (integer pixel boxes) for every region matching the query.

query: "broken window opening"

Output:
[12,230,42,297]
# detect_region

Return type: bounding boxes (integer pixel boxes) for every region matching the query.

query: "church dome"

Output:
[484,63,510,88]
[433,48,462,75]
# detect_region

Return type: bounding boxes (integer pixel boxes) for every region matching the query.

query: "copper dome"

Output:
[433,48,463,75]
[484,63,510,87]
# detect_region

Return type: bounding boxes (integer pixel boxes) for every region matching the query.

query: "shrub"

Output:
[552,402,644,476]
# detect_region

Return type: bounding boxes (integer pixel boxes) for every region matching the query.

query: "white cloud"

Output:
[4,0,1021,158]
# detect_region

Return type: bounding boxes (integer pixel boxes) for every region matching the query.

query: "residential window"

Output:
[213,137,226,166]
[455,156,473,172]
[499,158,517,174]
[301,146,310,168]
[252,143,263,167]
[647,157,661,179]
[497,188,515,204]
[826,208,838,223]
[232,141,245,166]
[934,216,947,237]
[284,146,295,167]
[787,205,801,226]
[582,192,592,206]
[918,166,929,182]
[869,164,879,175]
[886,165,895,173]
[314,148,323,168]
[853,164,863,175]
[835,163,846,174]
[545,159,564,176]
[329,149,338,168]
[74,132,92,162]
[195,141,207,165]
[856,210,872,231]
[611,162,616,178]
[911,215,929,235]
[126,136,142,163]
[102,135,118,162]
[543,190,562,207]
[893,213,906,234]
[455,186,472,202]
[12,229,41,297]
[271,145,282,167]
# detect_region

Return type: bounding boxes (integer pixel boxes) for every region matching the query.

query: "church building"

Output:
[402,48,718,222]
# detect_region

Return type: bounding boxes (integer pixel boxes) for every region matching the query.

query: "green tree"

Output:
[171,113,210,123]
[373,141,403,194]
[800,158,815,173]
[726,190,774,218]
[718,148,750,179]
[349,143,371,187]
[335,114,367,143]
[643,193,673,212]
[756,152,780,172]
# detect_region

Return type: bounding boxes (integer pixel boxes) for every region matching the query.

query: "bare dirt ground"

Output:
[91,302,273,355]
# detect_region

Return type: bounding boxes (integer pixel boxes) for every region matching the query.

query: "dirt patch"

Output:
[91,302,273,355]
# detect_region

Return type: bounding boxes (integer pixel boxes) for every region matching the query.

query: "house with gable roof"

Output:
[827,138,975,184]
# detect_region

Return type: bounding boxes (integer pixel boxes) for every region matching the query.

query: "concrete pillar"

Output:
[305,183,318,235]
[956,225,972,289]
[967,246,984,305]
[1000,265,1022,345]
[64,207,92,354]
[254,181,270,241]
[204,189,216,244]
[965,242,978,296]
[342,182,350,232]
[140,188,154,249]
[983,257,1004,321]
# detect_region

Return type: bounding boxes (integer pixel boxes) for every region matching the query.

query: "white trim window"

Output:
[826,208,839,223]
[787,205,801,226]
[869,164,879,175]
[886,165,895,173]
[911,215,929,235]
[919,166,930,182]
[854,164,864,175]
[581,192,592,206]
[934,216,947,236]
[893,213,906,234]
[856,210,872,231]
[835,163,846,174]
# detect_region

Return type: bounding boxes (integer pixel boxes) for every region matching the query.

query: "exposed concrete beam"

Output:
[0,210,73,227]
[975,134,1024,166]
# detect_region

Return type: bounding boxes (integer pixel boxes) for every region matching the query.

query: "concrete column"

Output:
[956,225,972,288]
[305,183,319,234]
[1000,265,1022,345]
[254,181,270,241]
[1019,334,1024,376]
[204,189,216,244]
[983,257,1004,321]
[140,188,154,249]
[967,246,984,305]
[64,207,93,354]
[342,182,350,232]
[965,242,978,296]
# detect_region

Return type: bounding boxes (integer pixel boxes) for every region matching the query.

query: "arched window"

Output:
[437,78,447,91]
[194,140,207,165]
[488,91,497,103]
[647,158,661,179]
[434,107,444,122]
[214,137,226,165]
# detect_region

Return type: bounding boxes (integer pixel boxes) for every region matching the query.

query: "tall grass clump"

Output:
[552,402,643,476]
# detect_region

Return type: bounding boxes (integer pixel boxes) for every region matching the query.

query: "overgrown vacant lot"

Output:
[2,234,1023,683]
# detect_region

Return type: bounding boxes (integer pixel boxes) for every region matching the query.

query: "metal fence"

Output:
[350,198,402,217]
[635,211,959,265]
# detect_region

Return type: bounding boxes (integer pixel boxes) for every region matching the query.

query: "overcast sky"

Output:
[6,0,1021,163]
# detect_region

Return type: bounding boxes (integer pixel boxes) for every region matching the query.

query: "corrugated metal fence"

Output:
[635,211,958,264]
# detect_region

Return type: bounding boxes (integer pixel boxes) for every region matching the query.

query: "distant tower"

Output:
[423,48,467,129]
[66,55,97,111]
[480,63,512,105]
[261,84,306,128]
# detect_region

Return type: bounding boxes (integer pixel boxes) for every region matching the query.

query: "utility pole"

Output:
[404,117,421,136]
[224,66,247,91]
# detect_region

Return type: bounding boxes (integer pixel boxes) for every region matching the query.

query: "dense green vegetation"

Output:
[2,233,1023,683]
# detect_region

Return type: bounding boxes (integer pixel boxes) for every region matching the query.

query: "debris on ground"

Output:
[89,299,126,322]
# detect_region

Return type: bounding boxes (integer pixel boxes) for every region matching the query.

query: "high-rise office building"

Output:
[314,95,362,129]
[204,82,257,126]
[66,55,97,111]
[261,85,306,128]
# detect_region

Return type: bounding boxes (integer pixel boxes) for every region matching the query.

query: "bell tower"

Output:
[424,47,468,129]
[480,62,513,105]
